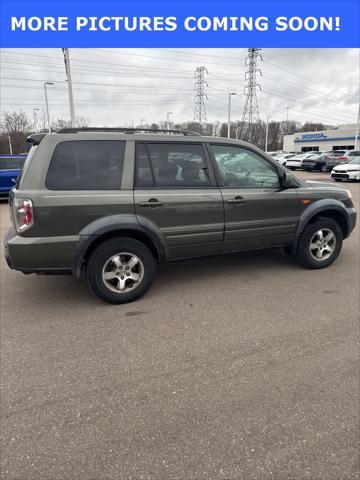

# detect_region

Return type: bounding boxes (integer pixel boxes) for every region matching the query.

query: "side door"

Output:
[208,143,300,252]
[133,141,224,260]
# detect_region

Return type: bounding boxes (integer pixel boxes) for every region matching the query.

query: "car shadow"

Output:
[3,248,297,311]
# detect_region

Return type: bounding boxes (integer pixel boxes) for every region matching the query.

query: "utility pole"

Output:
[241,48,262,143]
[265,115,271,152]
[167,112,172,130]
[44,82,54,133]
[194,66,208,128]
[227,92,237,138]
[62,48,76,127]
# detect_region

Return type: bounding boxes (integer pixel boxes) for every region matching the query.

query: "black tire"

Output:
[290,167,296,171]
[296,217,343,269]
[86,237,157,304]
[334,178,342,182]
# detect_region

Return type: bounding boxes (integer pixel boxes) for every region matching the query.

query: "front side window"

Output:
[135,143,210,188]
[210,145,280,188]
[46,140,125,190]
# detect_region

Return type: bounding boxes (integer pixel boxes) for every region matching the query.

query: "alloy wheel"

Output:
[102,252,144,293]
[309,229,336,261]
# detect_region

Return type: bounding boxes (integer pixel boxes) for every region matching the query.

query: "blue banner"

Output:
[0,0,359,48]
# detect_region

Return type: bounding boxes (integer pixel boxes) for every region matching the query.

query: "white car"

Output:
[273,153,296,166]
[331,157,360,182]
[285,152,321,170]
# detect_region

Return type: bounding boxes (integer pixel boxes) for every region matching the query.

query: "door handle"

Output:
[139,199,164,207]
[227,196,246,205]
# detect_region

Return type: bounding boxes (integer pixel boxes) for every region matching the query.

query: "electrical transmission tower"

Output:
[194,66,208,127]
[241,48,262,143]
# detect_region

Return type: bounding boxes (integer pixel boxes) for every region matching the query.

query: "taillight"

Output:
[338,156,347,161]
[13,198,34,232]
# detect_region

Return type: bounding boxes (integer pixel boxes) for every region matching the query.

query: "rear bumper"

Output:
[4,226,77,273]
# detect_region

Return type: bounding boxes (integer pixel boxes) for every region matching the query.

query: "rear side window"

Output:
[135,143,210,188]
[46,140,125,190]
[0,156,26,170]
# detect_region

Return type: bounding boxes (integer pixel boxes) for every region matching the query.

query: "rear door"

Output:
[208,143,300,252]
[134,141,224,259]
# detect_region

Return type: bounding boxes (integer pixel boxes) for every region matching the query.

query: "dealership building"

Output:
[283,124,358,153]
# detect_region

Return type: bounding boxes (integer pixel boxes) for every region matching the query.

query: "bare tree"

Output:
[51,116,90,130]
[1,110,32,153]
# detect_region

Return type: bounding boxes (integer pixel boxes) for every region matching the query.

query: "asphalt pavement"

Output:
[1,172,359,480]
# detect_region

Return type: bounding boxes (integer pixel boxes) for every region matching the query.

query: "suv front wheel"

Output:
[296,217,343,269]
[86,237,156,304]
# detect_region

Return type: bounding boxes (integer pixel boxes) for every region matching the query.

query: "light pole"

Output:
[33,108,40,134]
[355,100,360,150]
[140,119,146,127]
[265,115,271,152]
[286,106,289,134]
[166,112,172,130]
[8,135,13,155]
[228,92,236,138]
[44,82,54,133]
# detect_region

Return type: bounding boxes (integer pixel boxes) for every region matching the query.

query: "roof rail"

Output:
[56,127,201,136]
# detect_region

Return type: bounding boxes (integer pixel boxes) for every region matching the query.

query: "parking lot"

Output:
[0,171,359,480]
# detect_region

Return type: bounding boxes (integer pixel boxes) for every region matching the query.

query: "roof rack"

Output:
[56,127,201,136]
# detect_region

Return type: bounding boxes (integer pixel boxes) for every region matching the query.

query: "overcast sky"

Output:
[0,48,359,128]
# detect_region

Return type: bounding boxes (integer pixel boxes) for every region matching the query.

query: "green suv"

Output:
[4,128,357,304]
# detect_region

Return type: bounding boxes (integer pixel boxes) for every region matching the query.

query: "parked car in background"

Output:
[273,153,296,166]
[0,154,27,197]
[285,152,321,170]
[302,151,335,172]
[337,150,360,162]
[320,150,356,170]
[331,157,360,182]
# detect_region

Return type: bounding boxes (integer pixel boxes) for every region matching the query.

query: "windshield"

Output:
[349,157,360,165]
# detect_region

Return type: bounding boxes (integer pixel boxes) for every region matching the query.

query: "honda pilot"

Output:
[4,128,357,304]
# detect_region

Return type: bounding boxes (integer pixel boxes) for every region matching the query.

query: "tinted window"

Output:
[46,141,125,190]
[135,143,210,188]
[211,145,279,188]
[0,156,25,170]
[349,151,360,156]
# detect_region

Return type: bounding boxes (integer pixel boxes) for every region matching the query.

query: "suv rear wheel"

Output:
[296,217,343,269]
[86,237,156,304]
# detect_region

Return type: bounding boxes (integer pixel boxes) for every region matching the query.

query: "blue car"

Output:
[0,154,27,197]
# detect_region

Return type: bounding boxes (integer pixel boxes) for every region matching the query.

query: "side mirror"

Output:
[282,171,294,188]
